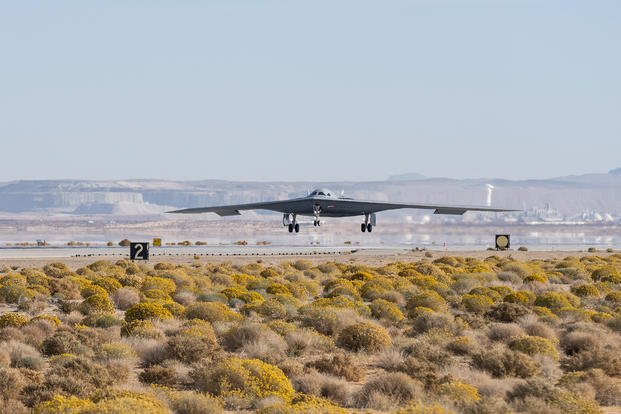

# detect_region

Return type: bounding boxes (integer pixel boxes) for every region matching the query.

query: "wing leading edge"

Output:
[166,198,310,216]
[167,198,518,216]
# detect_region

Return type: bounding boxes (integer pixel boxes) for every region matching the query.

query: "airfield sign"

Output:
[130,242,149,260]
[495,234,510,250]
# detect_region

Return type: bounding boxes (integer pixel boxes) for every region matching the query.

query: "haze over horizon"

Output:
[1,1,619,183]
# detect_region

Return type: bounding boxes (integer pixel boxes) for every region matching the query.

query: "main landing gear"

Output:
[361,213,373,232]
[284,214,299,233]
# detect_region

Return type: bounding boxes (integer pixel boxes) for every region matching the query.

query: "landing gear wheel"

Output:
[294,223,300,233]
[288,224,294,233]
[313,220,317,227]
[367,223,373,233]
[361,223,366,232]
[317,221,320,226]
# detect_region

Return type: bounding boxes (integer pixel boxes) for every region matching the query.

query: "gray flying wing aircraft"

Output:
[168,188,517,233]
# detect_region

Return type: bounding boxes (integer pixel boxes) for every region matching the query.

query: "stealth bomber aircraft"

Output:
[168,188,516,233]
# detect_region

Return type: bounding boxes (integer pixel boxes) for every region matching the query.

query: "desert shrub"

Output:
[524,272,548,283]
[163,301,186,317]
[30,314,61,327]
[142,289,171,301]
[167,320,219,363]
[266,283,291,295]
[243,298,287,319]
[120,320,162,339]
[166,390,224,414]
[142,276,176,295]
[124,302,173,322]
[242,334,288,365]
[285,328,335,356]
[484,322,521,344]
[534,291,579,312]
[292,371,352,406]
[293,260,313,271]
[356,372,421,409]
[410,309,456,335]
[80,393,169,413]
[42,262,72,278]
[184,302,242,323]
[94,342,135,361]
[0,312,29,328]
[42,355,114,398]
[81,313,121,328]
[80,284,108,299]
[79,293,114,315]
[561,331,600,355]
[221,322,285,359]
[0,367,25,400]
[581,369,621,406]
[93,277,122,293]
[0,284,34,303]
[604,291,621,305]
[257,394,347,414]
[571,284,600,298]
[508,378,601,414]
[562,346,621,376]
[607,316,621,333]
[269,320,297,336]
[307,353,364,381]
[486,302,530,322]
[504,291,535,304]
[532,306,560,323]
[406,290,448,314]
[336,322,391,352]
[524,322,557,342]
[438,380,481,407]
[497,271,522,284]
[33,395,95,413]
[139,364,180,387]
[591,265,621,283]
[369,298,404,322]
[47,278,81,300]
[42,330,84,355]
[462,294,494,314]
[260,268,280,278]
[473,346,540,378]
[447,335,476,355]
[190,357,295,407]
[298,306,341,336]
[3,340,46,370]
[509,335,559,360]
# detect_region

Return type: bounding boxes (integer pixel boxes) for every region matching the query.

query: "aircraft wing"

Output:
[166,198,308,216]
[334,199,518,215]
[168,197,517,216]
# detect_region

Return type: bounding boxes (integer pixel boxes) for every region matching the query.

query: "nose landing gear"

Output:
[313,204,321,228]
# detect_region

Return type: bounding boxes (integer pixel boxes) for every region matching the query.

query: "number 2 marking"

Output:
[135,244,144,259]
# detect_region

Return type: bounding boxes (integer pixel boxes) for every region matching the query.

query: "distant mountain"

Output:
[388,173,427,181]
[609,168,621,175]
[1,172,620,215]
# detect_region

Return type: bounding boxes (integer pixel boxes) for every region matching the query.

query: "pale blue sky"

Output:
[1,1,619,182]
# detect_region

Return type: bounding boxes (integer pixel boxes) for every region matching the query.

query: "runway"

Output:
[0,245,617,270]
[0,245,359,259]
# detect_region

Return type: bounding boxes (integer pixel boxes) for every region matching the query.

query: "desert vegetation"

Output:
[1,254,620,413]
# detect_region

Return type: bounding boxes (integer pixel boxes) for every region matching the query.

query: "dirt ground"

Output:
[0,248,617,270]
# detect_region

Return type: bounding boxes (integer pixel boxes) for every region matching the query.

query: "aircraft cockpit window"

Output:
[318,192,325,196]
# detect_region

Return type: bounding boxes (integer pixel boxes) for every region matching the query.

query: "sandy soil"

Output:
[0,248,617,270]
